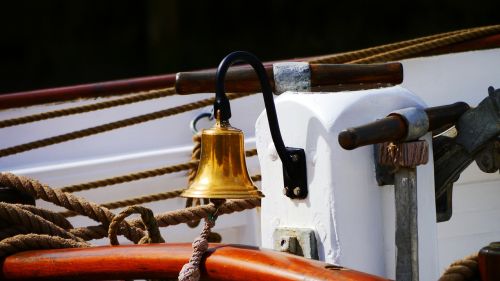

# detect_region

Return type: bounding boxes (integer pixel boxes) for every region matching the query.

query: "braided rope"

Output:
[60,162,196,193]
[66,199,260,241]
[0,172,145,243]
[438,253,479,281]
[0,88,175,129]
[70,225,109,241]
[308,28,463,64]
[14,204,73,229]
[178,218,215,281]
[60,189,185,217]
[350,25,500,64]
[186,133,204,228]
[0,234,90,258]
[108,205,164,245]
[0,225,28,241]
[0,92,253,158]
[61,173,261,218]
[308,25,500,64]
[60,149,258,194]
[0,202,82,241]
[148,199,261,228]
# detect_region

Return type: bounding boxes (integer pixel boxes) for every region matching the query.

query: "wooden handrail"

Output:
[0,243,391,281]
[175,63,403,95]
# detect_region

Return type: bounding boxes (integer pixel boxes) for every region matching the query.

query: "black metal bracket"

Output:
[215,51,308,199]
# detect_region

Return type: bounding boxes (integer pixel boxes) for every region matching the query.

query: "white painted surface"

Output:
[401,48,500,273]
[256,87,439,280]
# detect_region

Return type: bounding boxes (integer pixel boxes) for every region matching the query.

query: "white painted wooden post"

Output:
[256,86,440,280]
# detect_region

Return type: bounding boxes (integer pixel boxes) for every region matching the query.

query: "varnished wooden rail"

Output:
[175,63,403,95]
[0,243,391,281]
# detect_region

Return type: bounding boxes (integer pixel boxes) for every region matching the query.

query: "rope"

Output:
[60,189,185,217]
[0,88,175,129]
[14,204,73,229]
[308,25,500,64]
[0,92,254,158]
[0,172,145,243]
[60,162,197,193]
[59,149,258,193]
[350,25,500,64]
[62,199,261,241]
[308,28,463,64]
[60,171,261,218]
[178,218,216,281]
[0,225,28,241]
[0,234,90,258]
[438,253,479,281]
[147,198,260,228]
[0,202,83,242]
[108,206,164,245]
[186,133,205,228]
[70,225,109,241]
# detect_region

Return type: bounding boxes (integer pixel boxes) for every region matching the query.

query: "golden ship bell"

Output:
[181,110,263,199]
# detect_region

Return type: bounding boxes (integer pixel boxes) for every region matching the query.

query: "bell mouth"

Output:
[180,186,264,199]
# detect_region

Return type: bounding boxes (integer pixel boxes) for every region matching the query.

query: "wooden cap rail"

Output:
[0,243,390,281]
[175,63,403,95]
[338,102,470,150]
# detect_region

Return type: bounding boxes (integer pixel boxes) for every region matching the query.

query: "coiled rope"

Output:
[438,253,479,281]
[0,173,261,244]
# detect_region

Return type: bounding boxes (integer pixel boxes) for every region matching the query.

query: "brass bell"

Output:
[181,111,264,199]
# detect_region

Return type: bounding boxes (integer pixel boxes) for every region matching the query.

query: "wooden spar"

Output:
[174,63,403,95]
[0,243,391,281]
[338,102,470,150]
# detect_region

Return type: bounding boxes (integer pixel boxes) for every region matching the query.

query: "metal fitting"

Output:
[273,62,311,94]
[390,107,429,141]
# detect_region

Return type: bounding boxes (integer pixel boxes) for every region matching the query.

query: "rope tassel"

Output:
[178,218,216,281]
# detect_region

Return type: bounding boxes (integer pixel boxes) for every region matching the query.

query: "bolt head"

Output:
[293,187,301,196]
[282,187,288,195]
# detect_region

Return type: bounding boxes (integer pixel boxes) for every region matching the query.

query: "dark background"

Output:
[1,0,499,94]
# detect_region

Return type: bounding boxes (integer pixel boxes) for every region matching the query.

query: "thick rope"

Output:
[60,162,197,193]
[0,92,254,158]
[61,172,261,218]
[438,253,479,281]
[65,199,260,241]
[0,225,28,241]
[0,202,83,242]
[14,204,73,229]
[108,206,164,245]
[146,199,260,228]
[70,225,109,241]
[178,218,216,281]
[60,189,185,217]
[0,88,175,129]
[0,234,89,258]
[0,173,145,243]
